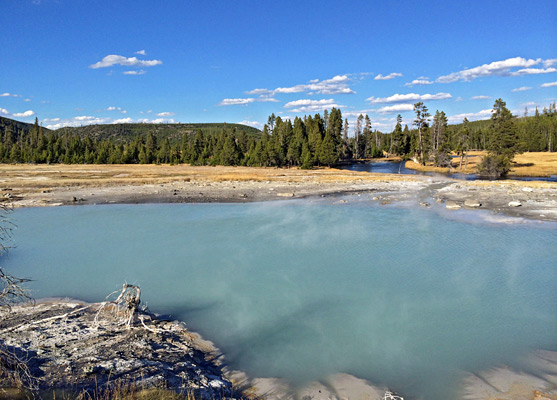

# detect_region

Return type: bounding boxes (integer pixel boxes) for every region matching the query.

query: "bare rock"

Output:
[446,200,461,210]
[508,200,522,207]
[464,199,482,208]
[0,301,238,397]
[277,192,294,197]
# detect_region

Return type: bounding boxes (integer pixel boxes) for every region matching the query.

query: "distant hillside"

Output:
[0,115,51,135]
[56,122,261,144]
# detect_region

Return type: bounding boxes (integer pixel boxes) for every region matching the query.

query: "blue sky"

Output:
[1,0,556,133]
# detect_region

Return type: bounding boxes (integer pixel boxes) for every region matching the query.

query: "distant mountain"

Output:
[0,115,51,134]
[54,122,261,144]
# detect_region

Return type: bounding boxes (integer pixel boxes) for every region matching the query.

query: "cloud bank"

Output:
[437,57,557,83]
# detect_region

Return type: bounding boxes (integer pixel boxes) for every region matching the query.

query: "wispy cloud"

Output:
[447,109,492,124]
[0,108,9,115]
[123,70,146,75]
[106,106,127,113]
[135,50,146,55]
[541,81,557,88]
[219,98,255,106]
[89,54,162,69]
[437,57,557,83]
[0,92,21,97]
[405,78,433,87]
[367,92,452,103]
[512,86,532,92]
[246,74,356,97]
[377,104,415,114]
[471,95,490,100]
[156,111,175,117]
[374,72,403,80]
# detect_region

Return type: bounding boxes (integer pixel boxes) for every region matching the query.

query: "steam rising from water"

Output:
[5,201,557,400]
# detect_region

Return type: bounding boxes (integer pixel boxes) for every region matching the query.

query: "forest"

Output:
[0,100,556,176]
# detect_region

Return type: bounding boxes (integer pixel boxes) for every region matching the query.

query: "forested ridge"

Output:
[1,100,555,174]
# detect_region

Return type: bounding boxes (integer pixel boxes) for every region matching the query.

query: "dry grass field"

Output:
[0,163,417,193]
[406,151,557,177]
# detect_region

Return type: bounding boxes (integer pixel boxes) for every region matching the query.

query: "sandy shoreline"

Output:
[1,164,557,222]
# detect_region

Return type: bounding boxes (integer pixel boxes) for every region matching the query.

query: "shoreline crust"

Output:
[1,164,556,221]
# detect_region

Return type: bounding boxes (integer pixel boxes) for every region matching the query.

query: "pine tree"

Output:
[413,102,430,165]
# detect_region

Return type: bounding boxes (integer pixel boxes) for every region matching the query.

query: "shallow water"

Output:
[4,201,557,399]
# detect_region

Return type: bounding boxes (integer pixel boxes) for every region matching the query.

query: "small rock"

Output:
[508,200,522,207]
[446,201,461,210]
[372,197,379,201]
[464,199,481,208]
[522,187,533,192]
[420,201,430,207]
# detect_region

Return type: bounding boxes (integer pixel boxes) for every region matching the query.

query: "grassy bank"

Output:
[405,151,557,177]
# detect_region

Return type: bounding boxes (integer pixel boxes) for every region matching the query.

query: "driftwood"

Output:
[95,283,142,328]
[383,390,404,400]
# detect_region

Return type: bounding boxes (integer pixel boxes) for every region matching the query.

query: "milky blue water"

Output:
[3,201,556,400]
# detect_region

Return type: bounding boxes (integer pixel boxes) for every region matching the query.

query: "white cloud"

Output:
[245,74,356,97]
[12,110,35,118]
[447,109,492,124]
[45,116,111,129]
[146,118,176,124]
[541,81,557,88]
[367,92,452,103]
[123,70,146,75]
[157,112,175,117]
[135,50,146,55]
[512,86,532,92]
[238,120,263,128]
[112,118,134,124]
[471,95,490,100]
[219,98,255,106]
[405,78,433,86]
[377,104,415,114]
[374,72,403,80]
[511,67,557,76]
[283,98,344,112]
[105,106,127,113]
[89,54,162,69]
[43,118,60,123]
[1,92,21,97]
[437,57,557,83]
[284,98,337,108]
[257,97,279,102]
[0,108,9,115]
[24,98,31,102]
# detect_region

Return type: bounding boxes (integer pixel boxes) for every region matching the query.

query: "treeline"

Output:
[0,100,556,171]
[0,109,383,168]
